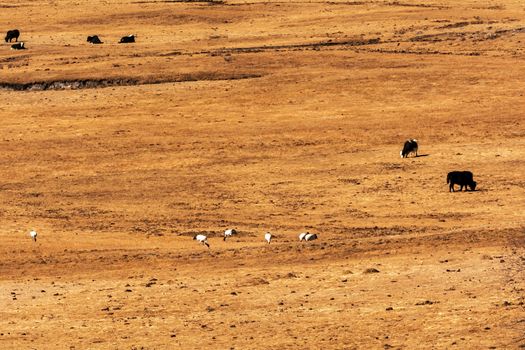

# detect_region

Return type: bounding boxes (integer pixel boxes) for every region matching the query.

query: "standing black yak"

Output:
[5,29,20,43]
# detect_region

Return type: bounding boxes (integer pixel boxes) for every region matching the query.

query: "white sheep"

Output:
[299,232,318,241]
[304,233,318,241]
[29,230,37,242]
[264,232,272,244]
[223,228,237,241]
[193,234,209,248]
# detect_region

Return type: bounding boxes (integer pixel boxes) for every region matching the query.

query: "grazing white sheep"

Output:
[193,234,209,248]
[264,232,272,244]
[223,228,237,241]
[304,233,318,241]
[29,230,37,242]
[299,232,308,241]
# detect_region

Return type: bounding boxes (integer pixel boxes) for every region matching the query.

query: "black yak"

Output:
[119,34,135,43]
[5,29,20,43]
[400,139,418,158]
[87,35,103,44]
[11,42,25,50]
[447,171,477,192]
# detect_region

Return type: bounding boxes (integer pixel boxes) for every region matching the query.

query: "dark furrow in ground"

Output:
[162,38,381,57]
[0,73,262,91]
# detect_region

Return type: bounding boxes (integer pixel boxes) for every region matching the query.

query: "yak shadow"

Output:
[415,154,430,157]
[468,188,485,192]
[450,188,483,193]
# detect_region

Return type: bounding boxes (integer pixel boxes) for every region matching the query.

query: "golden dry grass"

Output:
[0,0,524,349]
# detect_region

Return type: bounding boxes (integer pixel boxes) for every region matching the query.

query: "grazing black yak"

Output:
[447,171,477,192]
[400,139,418,158]
[5,29,20,43]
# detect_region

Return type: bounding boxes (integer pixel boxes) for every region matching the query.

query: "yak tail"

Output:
[446,173,450,184]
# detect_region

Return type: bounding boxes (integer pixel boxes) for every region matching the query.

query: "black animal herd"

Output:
[3,29,480,193]
[5,29,25,50]
[88,34,136,44]
[400,139,478,192]
[4,29,136,50]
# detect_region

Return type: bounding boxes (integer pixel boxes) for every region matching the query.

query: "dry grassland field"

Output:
[1,0,525,349]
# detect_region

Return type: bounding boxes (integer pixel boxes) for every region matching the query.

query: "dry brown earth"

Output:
[0,0,524,348]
